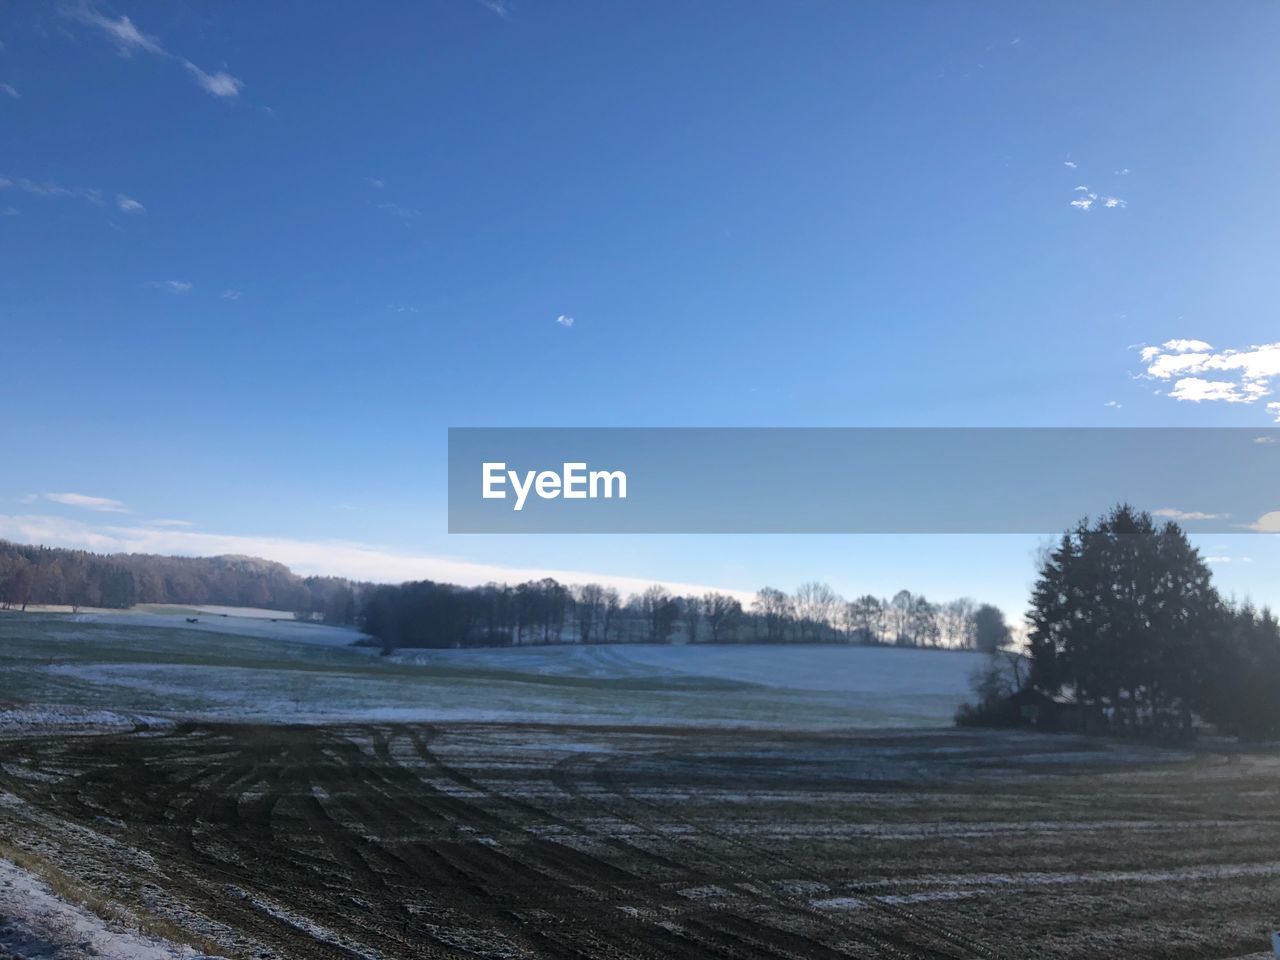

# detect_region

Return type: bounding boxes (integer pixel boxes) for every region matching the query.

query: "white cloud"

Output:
[366,177,385,189]
[1063,160,1077,169]
[1167,377,1260,403]
[1255,436,1277,444]
[0,84,19,100]
[42,492,128,513]
[1159,338,1213,355]
[1139,340,1280,416]
[221,289,242,301]
[1,207,18,217]
[1068,187,1125,212]
[182,61,242,98]
[1104,400,1122,408]
[116,194,145,214]
[1115,168,1131,175]
[0,514,754,602]
[145,279,192,294]
[1241,511,1280,533]
[144,518,193,527]
[1152,508,1227,522]
[64,2,242,99]
[555,314,575,328]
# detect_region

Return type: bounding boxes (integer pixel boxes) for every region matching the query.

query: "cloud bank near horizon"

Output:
[0,513,754,603]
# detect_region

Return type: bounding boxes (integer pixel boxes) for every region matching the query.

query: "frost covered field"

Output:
[0,611,982,728]
[3,611,1280,959]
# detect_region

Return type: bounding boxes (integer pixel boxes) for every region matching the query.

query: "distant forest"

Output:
[0,541,357,623]
[0,539,1008,652]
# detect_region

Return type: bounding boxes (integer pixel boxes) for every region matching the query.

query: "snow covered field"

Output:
[394,642,983,695]
[0,856,223,960]
[65,608,368,646]
[0,611,984,729]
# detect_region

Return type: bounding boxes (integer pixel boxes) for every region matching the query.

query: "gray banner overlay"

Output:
[448,428,1280,534]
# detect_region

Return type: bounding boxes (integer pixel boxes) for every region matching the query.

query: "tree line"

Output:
[358,578,1010,653]
[960,505,1280,742]
[0,538,1012,654]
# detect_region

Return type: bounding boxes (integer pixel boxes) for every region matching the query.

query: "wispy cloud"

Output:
[1254,436,1277,445]
[0,84,19,100]
[555,314,575,328]
[145,279,192,294]
[221,289,242,301]
[42,492,129,513]
[144,518,193,527]
[366,177,385,189]
[1103,400,1122,409]
[0,174,102,204]
[1,174,145,216]
[376,201,419,220]
[474,0,513,17]
[1138,339,1280,417]
[1153,508,1228,522]
[1063,160,1077,169]
[63,2,242,99]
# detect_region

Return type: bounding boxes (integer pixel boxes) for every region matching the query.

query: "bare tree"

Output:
[753,587,794,642]
[847,594,884,644]
[793,582,841,642]
[908,594,940,647]
[638,585,679,643]
[702,592,743,643]
[889,590,914,644]
[574,583,606,643]
[941,597,977,648]
[681,595,703,644]
[599,587,621,643]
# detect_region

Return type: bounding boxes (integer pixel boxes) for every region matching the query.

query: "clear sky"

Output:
[2,1,1278,618]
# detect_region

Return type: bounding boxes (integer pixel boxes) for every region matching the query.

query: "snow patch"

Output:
[0,857,225,960]
[0,706,171,732]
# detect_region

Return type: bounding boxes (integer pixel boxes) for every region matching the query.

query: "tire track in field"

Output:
[546,749,949,960]
[592,746,1006,960]
[403,727,937,960]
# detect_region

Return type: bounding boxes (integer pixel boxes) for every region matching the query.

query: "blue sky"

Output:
[2,1,1278,617]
